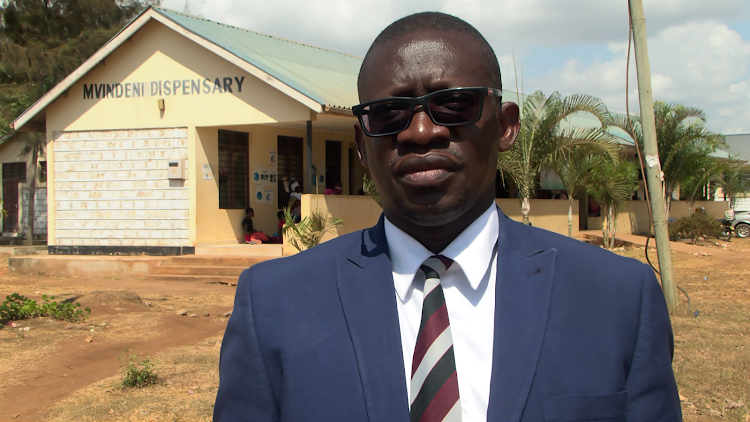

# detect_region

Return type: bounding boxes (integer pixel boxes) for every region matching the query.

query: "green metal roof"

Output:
[152,7,362,109]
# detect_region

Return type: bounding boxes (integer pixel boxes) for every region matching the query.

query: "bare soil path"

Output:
[0,237,748,421]
[0,254,236,421]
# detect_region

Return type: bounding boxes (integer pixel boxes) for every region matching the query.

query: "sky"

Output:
[161,0,750,134]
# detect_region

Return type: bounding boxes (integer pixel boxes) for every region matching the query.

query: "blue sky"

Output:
[162,0,750,134]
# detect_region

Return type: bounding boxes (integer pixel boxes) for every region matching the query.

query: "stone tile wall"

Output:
[53,128,189,247]
[20,186,48,235]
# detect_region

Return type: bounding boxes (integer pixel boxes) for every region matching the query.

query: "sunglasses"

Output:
[353,87,502,137]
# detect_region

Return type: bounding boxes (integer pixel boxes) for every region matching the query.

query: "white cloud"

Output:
[527,20,750,133]
[165,0,749,55]
[162,0,750,133]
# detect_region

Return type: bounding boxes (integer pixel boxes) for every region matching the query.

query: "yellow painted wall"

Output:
[282,195,581,255]
[195,126,354,244]
[39,18,362,246]
[587,200,730,236]
[495,199,580,237]
[46,19,312,132]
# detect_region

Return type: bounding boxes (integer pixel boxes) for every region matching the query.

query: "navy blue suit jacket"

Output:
[214,209,681,421]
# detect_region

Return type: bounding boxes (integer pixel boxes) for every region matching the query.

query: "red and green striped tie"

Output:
[410,255,461,422]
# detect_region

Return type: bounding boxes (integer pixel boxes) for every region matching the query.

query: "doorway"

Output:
[2,162,26,233]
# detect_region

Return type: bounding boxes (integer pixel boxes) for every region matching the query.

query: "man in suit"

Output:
[215,12,681,422]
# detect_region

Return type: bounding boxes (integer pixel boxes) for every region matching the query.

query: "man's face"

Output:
[355,31,519,229]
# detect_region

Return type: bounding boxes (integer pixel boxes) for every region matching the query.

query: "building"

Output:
[0,131,48,240]
[10,6,729,255]
[11,6,380,254]
[723,133,750,211]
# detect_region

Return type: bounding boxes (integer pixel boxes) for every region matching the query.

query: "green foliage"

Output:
[0,293,91,322]
[0,0,158,135]
[587,159,639,248]
[679,156,720,209]
[669,212,723,244]
[552,145,621,237]
[497,90,620,224]
[282,206,343,252]
[715,155,750,209]
[119,348,158,388]
[362,174,382,207]
[609,102,725,213]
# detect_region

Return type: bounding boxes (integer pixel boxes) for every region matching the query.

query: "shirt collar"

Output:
[385,204,499,302]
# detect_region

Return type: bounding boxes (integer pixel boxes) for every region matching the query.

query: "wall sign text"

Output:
[83,76,246,100]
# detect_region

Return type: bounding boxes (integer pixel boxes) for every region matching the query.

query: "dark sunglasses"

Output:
[352,87,502,137]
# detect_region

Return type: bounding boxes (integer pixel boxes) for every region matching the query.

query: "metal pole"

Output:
[306,120,313,194]
[629,0,677,312]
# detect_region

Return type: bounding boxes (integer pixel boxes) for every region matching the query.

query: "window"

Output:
[39,161,47,183]
[325,140,342,190]
[277,136,303,208]
[2,162,26,181]
[218,130,249,209]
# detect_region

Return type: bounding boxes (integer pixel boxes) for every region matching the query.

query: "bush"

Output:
[119,349,159,388]
[0,293,91,322]
[668,212,723,244]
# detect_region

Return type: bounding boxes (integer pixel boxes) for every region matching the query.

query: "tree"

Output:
[715,155,750,210]
[587,159,639,249]
[497,90,620,224]
[1,0,156,136]
[609,102,725,215]
[282,207,342,252]
[680,156,721,215]
[553,145,620,237]
[18,132,44,245]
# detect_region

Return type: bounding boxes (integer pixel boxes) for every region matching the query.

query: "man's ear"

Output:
[497,102,520,152]
[354,123,370,169]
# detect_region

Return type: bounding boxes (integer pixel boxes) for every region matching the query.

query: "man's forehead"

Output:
[360,31,487,98]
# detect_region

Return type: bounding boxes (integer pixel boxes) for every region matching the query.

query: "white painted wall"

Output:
[53,128,189,247]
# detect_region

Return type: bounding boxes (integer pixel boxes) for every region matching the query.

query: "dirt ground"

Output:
[0,238,748,421]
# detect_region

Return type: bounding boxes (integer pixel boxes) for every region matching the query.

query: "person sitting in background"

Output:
[269,211,285,244]
[242,207,269,244]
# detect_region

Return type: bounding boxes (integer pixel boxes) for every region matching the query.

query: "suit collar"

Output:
[487,207,557,421]
[341,209,557,422]
[340,217,410,422]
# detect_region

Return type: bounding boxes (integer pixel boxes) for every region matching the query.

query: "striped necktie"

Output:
[410,255,461,422]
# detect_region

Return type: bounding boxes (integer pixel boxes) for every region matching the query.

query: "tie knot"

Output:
[420,255,453,279]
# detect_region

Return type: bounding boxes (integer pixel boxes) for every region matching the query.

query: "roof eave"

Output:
[12,6,326,132]
[11,6,159,132]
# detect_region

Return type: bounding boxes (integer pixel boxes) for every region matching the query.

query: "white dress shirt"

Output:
[384,205,499,422]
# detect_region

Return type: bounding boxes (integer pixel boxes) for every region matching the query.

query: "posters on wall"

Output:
[201,164,212,180]
[250,151,279,205]
[254,185,264,203]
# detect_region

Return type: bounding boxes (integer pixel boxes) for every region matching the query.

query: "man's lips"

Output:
[394,153,461,186]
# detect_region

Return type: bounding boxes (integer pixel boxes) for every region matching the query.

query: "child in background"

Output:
[242,207,269,244]
[269,211,285,244]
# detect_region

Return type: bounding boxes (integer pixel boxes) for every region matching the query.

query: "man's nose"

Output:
[396,108,450,145]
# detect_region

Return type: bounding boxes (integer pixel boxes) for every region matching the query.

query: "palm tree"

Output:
[553,145,620,237]
[587,159,639,249]
[609,102,724,215]
[715,155,750,210]
[282,207,343,252]
[497,90,620,225]
[18,132,45,246]
[680,156,721,215]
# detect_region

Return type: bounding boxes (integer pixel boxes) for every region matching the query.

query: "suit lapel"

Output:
[487,211,557,422]
[336,216,410,422]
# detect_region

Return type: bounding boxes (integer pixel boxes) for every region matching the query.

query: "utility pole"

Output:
[628,0,677,312]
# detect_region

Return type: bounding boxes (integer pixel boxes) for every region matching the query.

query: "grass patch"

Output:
[119,349,159,388]
[0,293,90,322]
